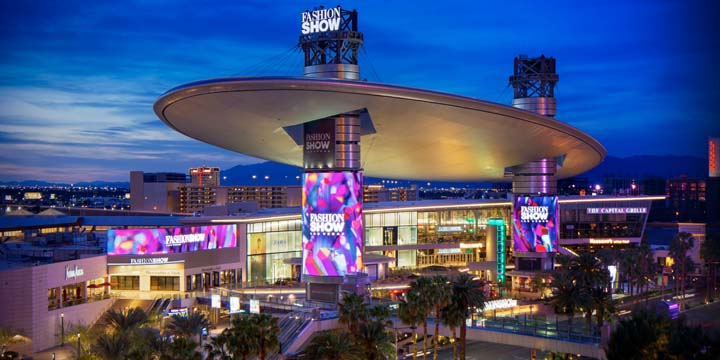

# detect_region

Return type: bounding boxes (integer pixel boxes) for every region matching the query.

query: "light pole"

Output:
[60,313,64,346]
[77,333,81,359]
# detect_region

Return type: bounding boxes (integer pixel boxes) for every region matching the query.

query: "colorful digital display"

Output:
[302,171,363,276]
[107,225,237,255]
[512,196,559,253]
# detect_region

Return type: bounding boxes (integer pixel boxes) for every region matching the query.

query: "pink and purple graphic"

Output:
[512,196,559,253]
[302,171,363,276]
[107,225,237,255]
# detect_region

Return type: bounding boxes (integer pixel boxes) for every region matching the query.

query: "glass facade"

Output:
[247,219,302,284]
[559,200,651,239]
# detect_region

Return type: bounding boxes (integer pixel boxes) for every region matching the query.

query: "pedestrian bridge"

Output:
[283,315,607,359]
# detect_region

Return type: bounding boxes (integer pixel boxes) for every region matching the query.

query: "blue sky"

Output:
[0,0,718,182]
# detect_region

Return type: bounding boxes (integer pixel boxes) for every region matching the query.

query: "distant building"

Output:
[189,166,220,187]
[129,171,187,212]
[364,184,418,203]
[667,175,707,222]
[557,177,589,195]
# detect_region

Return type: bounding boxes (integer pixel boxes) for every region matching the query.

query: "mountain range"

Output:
[0,155,709,188]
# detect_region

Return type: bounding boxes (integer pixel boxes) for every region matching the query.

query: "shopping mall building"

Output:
[0,4,668,353]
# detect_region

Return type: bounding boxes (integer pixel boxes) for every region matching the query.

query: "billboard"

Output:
[303,118,336,170]
[302,171,363,276]
[512,196,559,253]
[107,225,237,255]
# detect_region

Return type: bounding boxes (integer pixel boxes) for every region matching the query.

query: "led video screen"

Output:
[302,171,363,276]
[107,225,237,255]
[512,196,559,253]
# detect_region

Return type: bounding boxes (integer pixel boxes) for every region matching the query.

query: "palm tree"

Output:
[101,307,148,334]
[550,270,586,336]
[305,330,364,360]
[165,312,209,345]
[356,319,395,360]
[700,234,720,302]
[430,275,452,360]
[225,317,259,360]
[589,287,615,328]
[398,292,424,360]
[409,276,433,358]
[338,292,369,334]
[253,313,279,360]
[440,299,464,360]
[168,336,202,360]
[605,307,670,360]
[451,273,485,360]
[670,232,695,309]
[125,327,163,360]
[91,332,127,360]
[203,332,231,360]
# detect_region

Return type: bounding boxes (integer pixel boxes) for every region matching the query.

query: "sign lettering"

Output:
[301,7,342,35]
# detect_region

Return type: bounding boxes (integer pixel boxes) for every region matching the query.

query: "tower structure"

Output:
[298,6,367,303]
[509,55,560,195]
[507,55,561,295]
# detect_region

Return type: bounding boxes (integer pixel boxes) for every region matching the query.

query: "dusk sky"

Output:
[1,1,718,183]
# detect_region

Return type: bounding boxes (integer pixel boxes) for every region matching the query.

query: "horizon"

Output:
[1,1,719,183]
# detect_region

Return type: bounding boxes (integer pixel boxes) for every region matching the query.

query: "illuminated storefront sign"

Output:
[301,6,342,35]
[107,225,237,255]
[250,299,260,314]
[302,172,363,277]
[229,297,241,314]
[589,238,631,245]
[168,308,188,318]
[488,218,506,284]
[483,299,518,311]
[512,196,559,253]
[130,257,169,264]
[437,226,463,232]
[710,137,719,177]
[437,248,462,255]
[211,294,221,309]
[586,207,647,214]
[65,265,84,280]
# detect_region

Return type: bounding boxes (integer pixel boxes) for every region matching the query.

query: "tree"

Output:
[100,307,148,334]
[164,312,209,345]
[440,299,464,360]
[398,291,424,360]
[430,275,452,360]
[203,331,232,360]
[409,276,433,358]
[91,333,126,360]
[167,336,202,360]
[0,328,27,355]
[355,319,395,360]
[338,292,369,334]
[670,232,695,309]
[700,234,720,302]
[305,330,364,360]
[253,313,279,360]
[606,308,719,360]
[451,272,485,359]
[550,270,587,334]
[225,316,259,360]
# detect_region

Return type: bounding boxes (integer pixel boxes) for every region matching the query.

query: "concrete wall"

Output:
[0,256,112,352]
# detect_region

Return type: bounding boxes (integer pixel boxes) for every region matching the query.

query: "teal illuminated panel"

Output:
[488,218,506,284]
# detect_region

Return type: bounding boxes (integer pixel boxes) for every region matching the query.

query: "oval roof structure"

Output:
[155,77,605,181]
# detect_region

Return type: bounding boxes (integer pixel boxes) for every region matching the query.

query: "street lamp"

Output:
[77,333,81,359]
[60,313,64,346]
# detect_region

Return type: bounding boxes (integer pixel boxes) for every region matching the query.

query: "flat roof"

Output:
[184,195,663,224]
[155,77,606,181]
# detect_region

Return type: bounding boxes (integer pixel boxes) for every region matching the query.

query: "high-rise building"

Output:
[130,171,187,212]
[189,167,220,187]
[667,175,706,222]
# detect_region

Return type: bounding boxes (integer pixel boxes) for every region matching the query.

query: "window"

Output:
[150,276,180,291]
[111,276,140,290]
